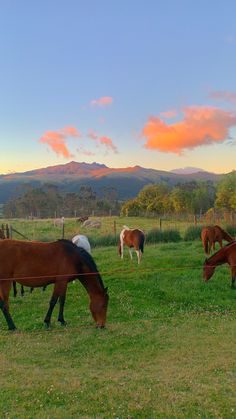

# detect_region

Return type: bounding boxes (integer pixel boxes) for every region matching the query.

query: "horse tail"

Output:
[139,234,145,253]
[118,241,122,256]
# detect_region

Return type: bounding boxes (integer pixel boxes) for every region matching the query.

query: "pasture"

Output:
[0,238,236,418]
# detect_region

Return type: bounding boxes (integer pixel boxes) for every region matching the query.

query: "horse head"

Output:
[90,287,109,328]
[203,258,215,281]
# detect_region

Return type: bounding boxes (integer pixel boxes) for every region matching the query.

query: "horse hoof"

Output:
[8,326,16,331]
[59,321,67,326]
[96,324,105,329]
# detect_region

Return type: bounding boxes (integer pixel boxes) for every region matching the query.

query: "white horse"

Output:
[72,234,91,254]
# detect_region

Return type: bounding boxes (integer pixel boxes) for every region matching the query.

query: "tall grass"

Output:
[146,227,181,243]
[183,225,203,241]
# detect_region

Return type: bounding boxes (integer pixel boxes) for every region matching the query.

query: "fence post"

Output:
[194,215,197,225]
[62,219,65,239]
[114,220,117,237]
[6,224,10,238]
[159,218,162,231]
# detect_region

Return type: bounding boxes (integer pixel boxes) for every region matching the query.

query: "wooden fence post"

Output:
[6,224,10,239]
[159,218,162,231]
[62,220,65,239]
[114,220,117,237]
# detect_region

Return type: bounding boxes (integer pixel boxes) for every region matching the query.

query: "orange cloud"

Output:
[142,106,236,154]
[209,90,236,104]
[39,125,81,158]
[90,96,113,107]
[39,131,73,158]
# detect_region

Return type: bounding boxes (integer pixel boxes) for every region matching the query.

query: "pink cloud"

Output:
[39,125,81,158]
[209,90,236,104]
[90,96,113,107]
[61,126,82,137]
[160,110,177,119]
[99,136,118,153]
[142,106,236,154]
[77,146,96,156]
[87,129,118,153]
[88,129,98,140]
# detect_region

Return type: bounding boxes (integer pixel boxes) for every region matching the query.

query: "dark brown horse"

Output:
[0,239,109,330]
[201,225,234,255]
[203,241,236,288]
[118,225,145,264]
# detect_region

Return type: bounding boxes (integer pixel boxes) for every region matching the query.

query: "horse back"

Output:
[123,229,145,252]
[0,240,78,287]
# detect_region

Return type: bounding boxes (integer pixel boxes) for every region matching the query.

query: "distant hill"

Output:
[0,161,222,203]
[171,167,208,174]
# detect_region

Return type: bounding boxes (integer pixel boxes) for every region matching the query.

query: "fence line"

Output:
[0,263,230,283]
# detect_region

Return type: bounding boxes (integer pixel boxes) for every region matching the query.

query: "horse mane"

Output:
[214,225,234,241]
[58,240,106,291]
[206,240,236,261]
[123,225,130,230]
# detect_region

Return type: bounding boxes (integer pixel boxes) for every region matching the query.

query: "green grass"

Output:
[0,240,236,417]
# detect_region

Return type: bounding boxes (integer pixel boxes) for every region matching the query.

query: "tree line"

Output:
[3,171,236,219]
[120,171,236,217]
[3,184,120,218]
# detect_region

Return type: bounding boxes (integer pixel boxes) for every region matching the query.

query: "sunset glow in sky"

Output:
[1,0,236,174]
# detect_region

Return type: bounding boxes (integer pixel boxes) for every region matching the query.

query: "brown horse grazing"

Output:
[203,241,236,288]
[0,239,109,330]
[201,225,234,255]
[118,225,145,264]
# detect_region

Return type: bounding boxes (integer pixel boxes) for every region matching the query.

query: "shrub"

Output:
[184,225,202,241]
[89,234,118,248]
[146,228,181,244]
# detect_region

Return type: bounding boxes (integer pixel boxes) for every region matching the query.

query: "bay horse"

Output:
[118,225,145,264]
[0,239,109,330]
[201,225,234,255]
[203,241,236,288]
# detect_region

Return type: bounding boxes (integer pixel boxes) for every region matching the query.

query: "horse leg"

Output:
[21,285,24,297]
[0,281,16,330]
[231,268,236,289]
[58,284,68,325]
[44,281,67,327]
[13,281,17,297]
[135,249,141,264]
[129,248,133,260]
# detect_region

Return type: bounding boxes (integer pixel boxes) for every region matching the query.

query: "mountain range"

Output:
[0,161,222,203]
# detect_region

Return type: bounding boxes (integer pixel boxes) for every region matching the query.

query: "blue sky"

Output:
[1,0,236,174]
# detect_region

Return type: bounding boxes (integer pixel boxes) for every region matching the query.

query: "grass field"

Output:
[0,239,236,418]
[1,216,196,242]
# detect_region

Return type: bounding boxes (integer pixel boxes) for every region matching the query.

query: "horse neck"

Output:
[78,264,105,298]
[208,247,228,267]
[222,231,233,242]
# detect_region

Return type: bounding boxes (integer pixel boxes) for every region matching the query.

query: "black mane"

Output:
[59,239,105,291]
